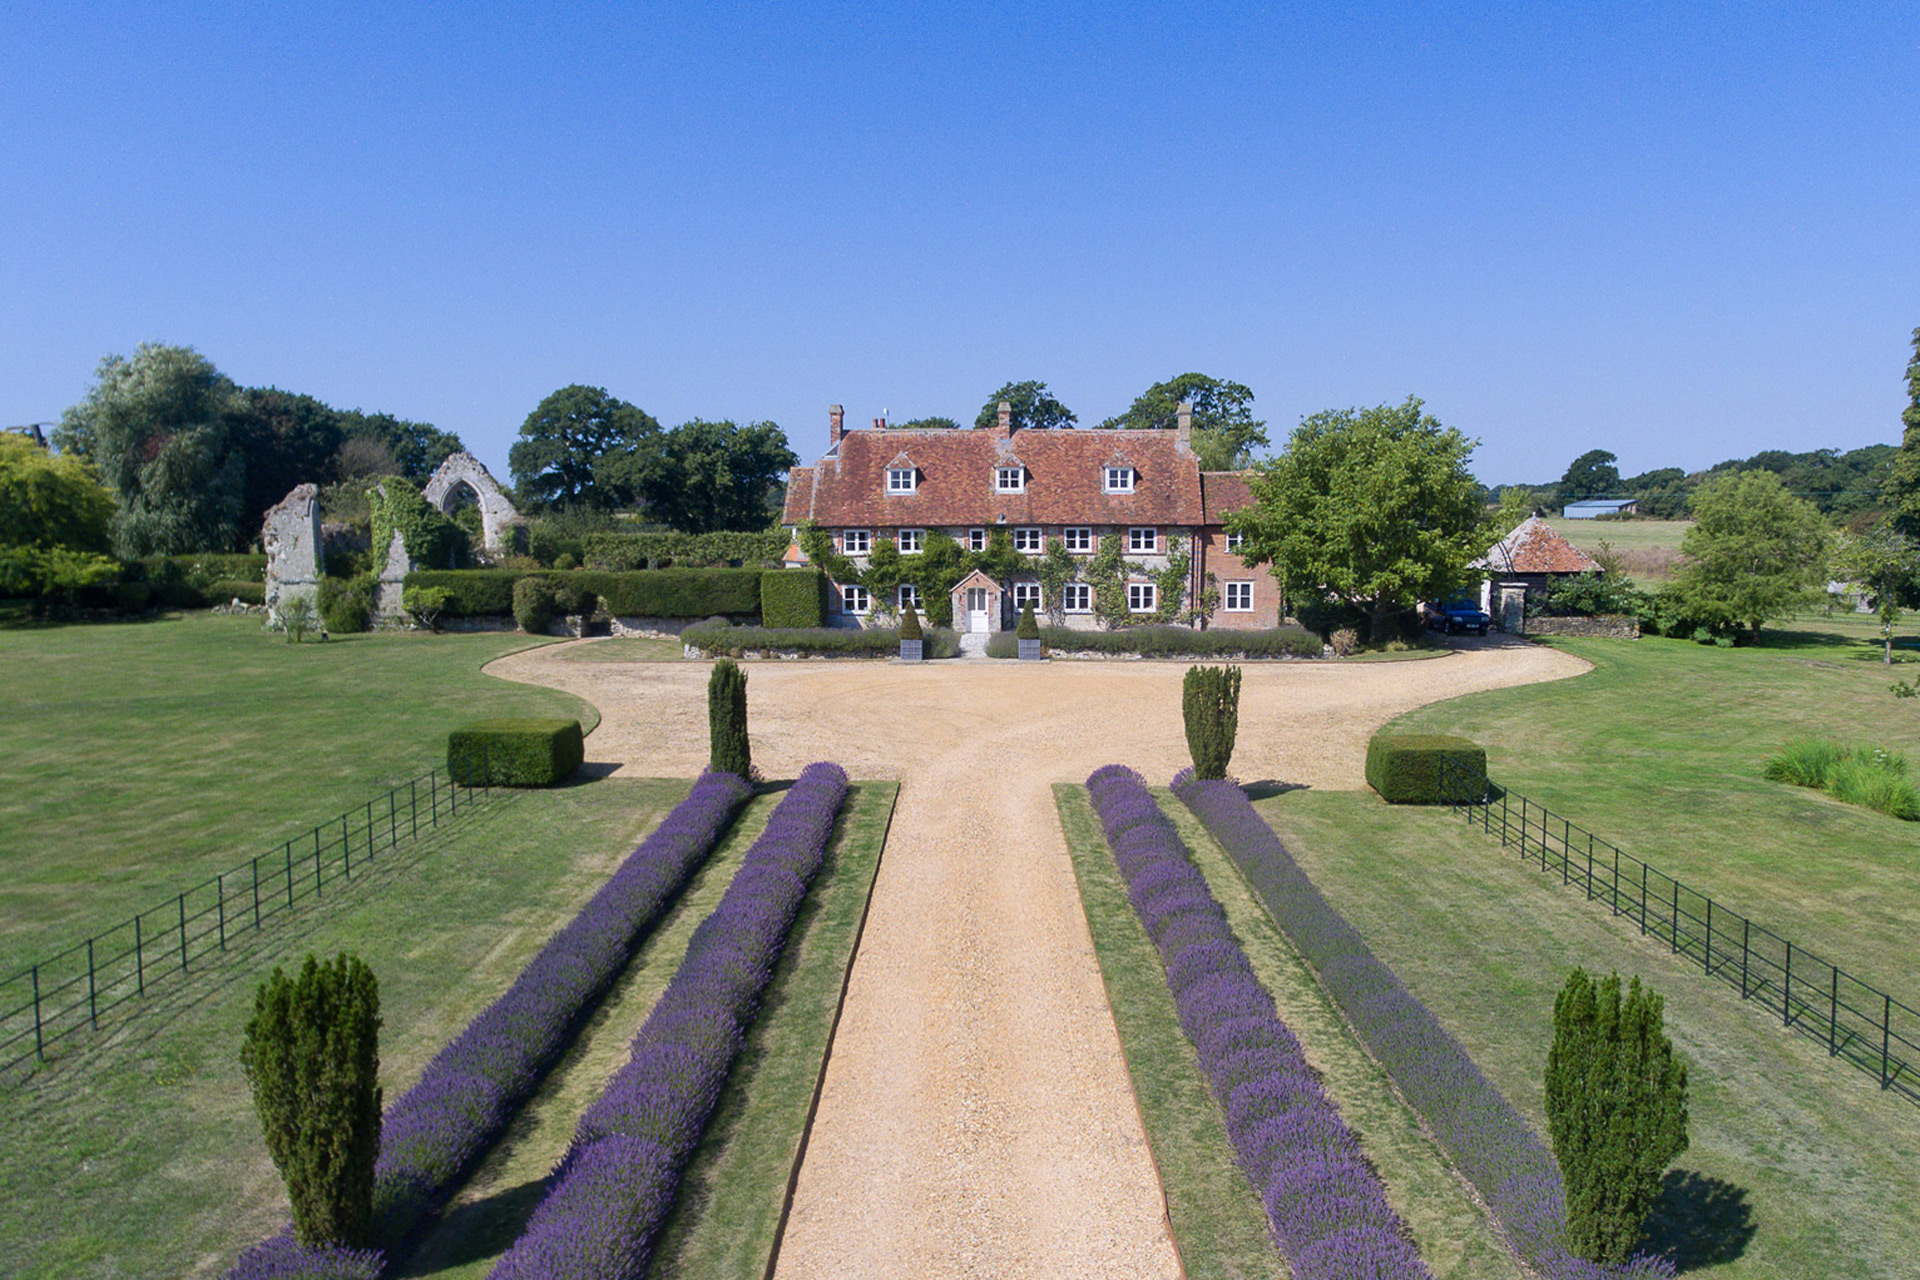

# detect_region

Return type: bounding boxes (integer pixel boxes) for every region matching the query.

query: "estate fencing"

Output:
[1438,757,1917,1103]
[1,767,495,1078]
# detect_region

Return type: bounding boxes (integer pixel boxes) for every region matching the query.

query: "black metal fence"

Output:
[1438,758,1917,1102]
[1,767,493,1078]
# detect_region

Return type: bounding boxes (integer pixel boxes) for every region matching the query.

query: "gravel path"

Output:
[485,638,1588,1277]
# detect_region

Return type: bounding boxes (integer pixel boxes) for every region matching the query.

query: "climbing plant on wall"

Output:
[370,477,469,572]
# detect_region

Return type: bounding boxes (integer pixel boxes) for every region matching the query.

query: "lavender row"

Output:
[1086,765,1433,1280]
[489,762,851,1280]
[227,768,753,1280]
[1171,771,1674,1280]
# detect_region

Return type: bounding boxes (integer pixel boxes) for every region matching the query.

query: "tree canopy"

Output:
[335,409,464,484]
[1556,449,1622,506]
[973,380,1078,432]
[225,387,345,541]
[1885,328,1920,538]
[54,343,248,557]
[892,416,962,431]
[1229,398,1485,634]
[620,419,798,532]
[0,434,119,599]
[1097,372,1269,470]
[1667,469,1829,640]
[508,384,662,512]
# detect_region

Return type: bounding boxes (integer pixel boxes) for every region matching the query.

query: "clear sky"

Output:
[3,2,1916,487]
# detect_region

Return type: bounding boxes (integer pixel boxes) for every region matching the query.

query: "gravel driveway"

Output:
[485,638,1587,1278]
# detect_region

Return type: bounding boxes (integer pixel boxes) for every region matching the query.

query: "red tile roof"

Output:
[1200,472,1254,522]
[1474,516,1599,575]
[782,426,1208,527]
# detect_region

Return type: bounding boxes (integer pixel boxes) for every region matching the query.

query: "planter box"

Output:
[900,639,924,662]
[1018,637,1043,660]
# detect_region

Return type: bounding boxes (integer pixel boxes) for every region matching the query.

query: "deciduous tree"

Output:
[0,435,120,601]
[973,380,1078,432]
[1885,328,1920,538]
[1556,449,1622,507]
[1097,373,1269,470]
[1229,398,1485,638]
[623,419,798,532]
[1832,528,1920,663]
[508,384,661,512]
[1665,470,1829,642]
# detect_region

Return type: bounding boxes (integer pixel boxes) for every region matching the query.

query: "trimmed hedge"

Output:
[404,569,525,617]
[210,579,266,606]
[578,529,788,570]
[1364,733,1487,804]
[405,568,760,620]
[990,624,1322,659]
[761,569,826,628]
[683,622,961,659]
[447,718,585,787]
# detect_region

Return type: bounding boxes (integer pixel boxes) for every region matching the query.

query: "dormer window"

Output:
[1104,466,1135,493]
[995,466,1026,493]
[887,467,917,494]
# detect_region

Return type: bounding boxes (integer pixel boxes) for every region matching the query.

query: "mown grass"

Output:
[0,775,686,1280]
[1255,789,1920,1279]
[0,612,595,977]
[1392,631,1920,996]
[1057,784,1526,1280]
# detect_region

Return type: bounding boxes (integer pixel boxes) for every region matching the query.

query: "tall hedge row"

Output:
[403,568,762,619]
[579,530,788,570]
[760,569,826,628]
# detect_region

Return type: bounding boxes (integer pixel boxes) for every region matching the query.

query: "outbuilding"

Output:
[1562,498,1638,519]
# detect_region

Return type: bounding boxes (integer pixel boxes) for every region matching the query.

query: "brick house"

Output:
[780,402,1279,632]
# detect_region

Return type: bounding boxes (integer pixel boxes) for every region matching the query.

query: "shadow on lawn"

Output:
[1641,1169,1757,1272]
[1242,780,1309,801]
[393,1177,550,1275]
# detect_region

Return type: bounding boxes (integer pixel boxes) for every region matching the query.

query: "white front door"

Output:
[966,587,989,632]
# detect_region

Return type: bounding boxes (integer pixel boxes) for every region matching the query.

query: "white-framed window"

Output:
[1225,530,1245,552]
[995,466,1026,493]
[841,584,870,614]
[1063,526,1092,552]
[1104,466,1135,493]
[967,527,987,552]
[1128,527,1157,553]
[1225,581,1255,612]
[898,583,921,609]
[1013,526,1043,552]
[887,467,917,494]
[1128,582,1157,613]
[1012,581,1043,611]
[842,529,871,555]
[1063,582,1093,613]
[897,528,924,553]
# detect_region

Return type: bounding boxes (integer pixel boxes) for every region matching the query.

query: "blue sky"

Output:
[3,2,1916,486]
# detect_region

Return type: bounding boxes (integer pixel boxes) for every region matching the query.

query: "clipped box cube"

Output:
[1365,733,1487,804]
[448,718,584,787]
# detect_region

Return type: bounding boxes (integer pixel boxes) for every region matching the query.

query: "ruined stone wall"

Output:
[261,484,321,626]
[1524,614,1641,639]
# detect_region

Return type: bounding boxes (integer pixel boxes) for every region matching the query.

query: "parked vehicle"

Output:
[1425,598,1490,635]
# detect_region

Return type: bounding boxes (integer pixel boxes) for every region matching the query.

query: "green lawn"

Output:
[1257,790,1920,1279]
[1057,784,1526,1280]
[0,613,594,976]
[1546,518,1692,553]
[1393,631,1920,996]
[0,775,686,1280]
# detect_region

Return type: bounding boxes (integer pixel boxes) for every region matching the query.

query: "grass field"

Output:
[1058,784,1528,1280]
[0,613,595,977]
[0,775,686,1279]
[1545,517,1690,580]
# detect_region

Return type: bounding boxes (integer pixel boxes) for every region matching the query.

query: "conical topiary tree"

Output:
[240,953,383,1248]
[1016,601,1040,640]
[1545,969,1689,1265]
[898,602,923,640]
[708,658,751,777]
[1182,664,1242,779]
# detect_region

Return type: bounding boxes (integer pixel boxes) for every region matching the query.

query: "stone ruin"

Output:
[264,452,523,627]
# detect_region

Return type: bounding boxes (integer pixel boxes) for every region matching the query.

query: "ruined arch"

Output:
[421,452,520,553]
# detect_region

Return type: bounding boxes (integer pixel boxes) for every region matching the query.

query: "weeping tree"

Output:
[240,953,383,1248]
[1545,969,1689,1265]
[1182,665,1243,780]
[708,658,751,777]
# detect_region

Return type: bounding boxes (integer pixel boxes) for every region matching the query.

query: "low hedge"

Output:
[989,624,1322,659]
[684,621,960,659]
[448,718,585,787]
[1364,733,1487,804]
[578,529,788,570]
[405,569,526,617]
[761,568,826,628]
[209,579,266,606]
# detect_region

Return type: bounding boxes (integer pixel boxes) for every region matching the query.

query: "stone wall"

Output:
[262,484,322,626]
[1524,614,1641,639]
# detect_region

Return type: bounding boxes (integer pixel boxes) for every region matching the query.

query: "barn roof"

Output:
[1473,515,1600,575]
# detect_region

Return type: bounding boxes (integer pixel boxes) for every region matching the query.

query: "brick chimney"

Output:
[829,404,845,447]
[996,400,1012,437]
[1175,400,1194,456]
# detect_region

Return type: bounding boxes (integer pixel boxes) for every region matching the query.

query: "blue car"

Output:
[1426,598,1490,635]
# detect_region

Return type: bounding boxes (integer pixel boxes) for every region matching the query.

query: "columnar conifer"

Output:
[240,953,383,1248]
[1182,664,1242,780]
[708,657,751,777]
[1545,968,1689,1264]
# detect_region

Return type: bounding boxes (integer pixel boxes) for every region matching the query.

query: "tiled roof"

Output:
[1200,472,1255,523]
[782,427,1208,527]
[1472,516,1599,575]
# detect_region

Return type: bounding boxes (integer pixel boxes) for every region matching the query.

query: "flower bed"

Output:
[1085,765,1431,1278]
[1171,772,1673,1280]
[226,769,753,1279]
[490,762,850,1279]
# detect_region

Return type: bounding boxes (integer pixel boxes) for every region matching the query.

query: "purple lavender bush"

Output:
[225,769,752,1280]
[1170,770,1675,1280]
[1085,765,1432,1280]
[224,1237,383,1280]
[489,762,850,1280]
